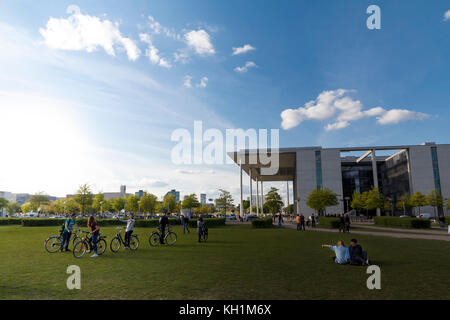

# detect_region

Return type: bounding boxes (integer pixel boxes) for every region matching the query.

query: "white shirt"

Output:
[126,218,135,232]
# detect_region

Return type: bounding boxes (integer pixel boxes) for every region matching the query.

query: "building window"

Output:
[315,150,323,189]
[430,147,442,194]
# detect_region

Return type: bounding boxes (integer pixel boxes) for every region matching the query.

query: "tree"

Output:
[396,193,412,215]
[29,192,50,212]
[286,204,294,215]
[0,197,8,211]
[265,187,284,215]
[111,197,126,213]
[21,202,31,214]
[6,202,21,216]
[74,184,94,214]
[383,198,393,215]
[242,200,250,213]
[125,194,139,213]
[409,191,427,215]
[139,192,158,215]
[215,189,234,215]
[364,187,384,215]
[427,189,443,219]
[92,193,105,213]
[306,188,338,216]
[350,190,366,214]
[446,198,450,212]
[182,194,201,215]
[163,194,176,214]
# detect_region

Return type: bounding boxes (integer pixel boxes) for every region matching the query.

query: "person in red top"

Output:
[87,216,100,258]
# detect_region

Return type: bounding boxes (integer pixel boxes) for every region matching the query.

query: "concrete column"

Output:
[249,169,253,215]
[256,176,259,216]
[240,157,243,218]
[286,181,290,208]
[371,149,381,216]
[261,181,264,214]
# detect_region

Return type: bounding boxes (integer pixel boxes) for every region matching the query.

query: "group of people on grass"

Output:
[295,214,318,230]
[58,211,207,257]
[321,239,370,266]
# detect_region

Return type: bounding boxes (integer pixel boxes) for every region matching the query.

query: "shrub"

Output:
[0,218,22,225]
[21,218,65,227]
[188,218,226,228]
[445,217,450,227]
[251,218,273,228]
[317,217,340,229]
[374,216,431,229]
[19,217,182,227]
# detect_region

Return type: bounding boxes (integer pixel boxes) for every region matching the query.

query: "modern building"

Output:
[67,185,131,200]
[200,193,207,205]
[229,142,450,217]
[11,193,31,205]
[135,190,144,199]
[166,189,181,203]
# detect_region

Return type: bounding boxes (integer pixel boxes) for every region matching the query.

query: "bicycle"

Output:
[148,225,177,247]
[110,227,139,252]
[73,231,107,258]
[200,226,208,242]
[44,226,81,253]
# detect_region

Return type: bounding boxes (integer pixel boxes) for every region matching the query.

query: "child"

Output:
[197,217,204,242]
[87,216,100,258]
[121,214,135,249]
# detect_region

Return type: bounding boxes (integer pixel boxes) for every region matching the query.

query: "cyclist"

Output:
[120,214,135,249]
[60,213,77,252]
[87,215,100,258]
[159,212,169,244]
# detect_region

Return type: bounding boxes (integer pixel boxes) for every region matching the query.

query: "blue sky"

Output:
[0,1,449,201]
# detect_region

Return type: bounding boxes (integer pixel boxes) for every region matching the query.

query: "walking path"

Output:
[282,223,450,242]
[352,224,449,235]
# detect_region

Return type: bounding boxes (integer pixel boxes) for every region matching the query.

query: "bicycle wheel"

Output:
[110,237,121,253]
[72,235,80,248]
[129,235,139,250]
[165,232,177,246]
[73,241,87,258]
[44,236,62,253]
[149,232,160,247]
[97,238,107,255]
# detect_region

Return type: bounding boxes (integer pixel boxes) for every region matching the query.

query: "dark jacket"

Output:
[349,244,363,258]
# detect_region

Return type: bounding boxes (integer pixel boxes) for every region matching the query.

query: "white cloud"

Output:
[376,109,429,125]
[184,29,215,55]
[147,15,180,40]
[197,76,208,88]
[39,5,140,61]
[280,89,429,130]
[234,61,257,73]
[232,44,256,55]
[139,33,171,68]
[174,50,189,64]
[183,75,192,88]
[444,9,450,21]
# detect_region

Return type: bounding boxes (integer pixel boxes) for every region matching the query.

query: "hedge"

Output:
[374,216,431,229]
[445,217,450,227]
[188,218,226,228]
[317,217,340,229]
[0,218,23,225]
[251,218,273,228]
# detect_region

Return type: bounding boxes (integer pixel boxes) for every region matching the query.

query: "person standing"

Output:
[439,214,445,228]
[300,214,306,231]
[60,213,77,252]
[87,216,100,258]
[278,213,283,227]
[339,214,345,233]
[159,212,169,244]
[311,214,316,228]
[296,214,301,231]
[183,213,190,233]
[197,216,204,243]
[344,214,351,233]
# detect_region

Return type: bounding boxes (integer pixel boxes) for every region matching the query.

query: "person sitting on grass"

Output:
[120,214,135,249]
[197,216,204,243]
[87,216,100,258]
[321,240,350,264]
[60,213,77,252]
[349,239,369,266]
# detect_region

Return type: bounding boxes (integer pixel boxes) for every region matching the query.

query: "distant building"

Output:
[0,191,13,202]
[12,193,30,205]
[135,190,144,199]
[67,185,131,200]
[200,193,206,205]
[166,189,180,202]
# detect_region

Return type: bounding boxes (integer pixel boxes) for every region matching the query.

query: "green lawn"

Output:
[1,224,449,300]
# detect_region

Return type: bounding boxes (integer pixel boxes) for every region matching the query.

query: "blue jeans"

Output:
[183,222,190,233]
[60,230,71,250]
[88,234,98,253]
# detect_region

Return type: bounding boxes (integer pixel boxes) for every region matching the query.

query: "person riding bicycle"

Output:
[60,213,77,252]
[120,214,135,249]
[159,212,169,244]
[87,216,100,258]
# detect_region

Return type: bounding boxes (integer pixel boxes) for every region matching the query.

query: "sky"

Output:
[0,1,449,203]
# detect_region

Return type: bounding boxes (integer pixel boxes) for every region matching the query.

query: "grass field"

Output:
[1,224,449,300]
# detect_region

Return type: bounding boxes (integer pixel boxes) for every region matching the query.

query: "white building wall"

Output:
[437,145,450,216]
[296,148,317,216]
[321,149,344,214]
